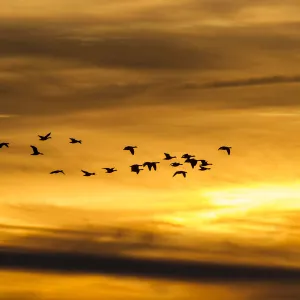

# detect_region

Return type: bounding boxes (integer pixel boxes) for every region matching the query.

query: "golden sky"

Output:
[1,0,300,298]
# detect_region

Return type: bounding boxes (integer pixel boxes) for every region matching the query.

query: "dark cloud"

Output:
[1,245,300,283]
[182,75,300,89]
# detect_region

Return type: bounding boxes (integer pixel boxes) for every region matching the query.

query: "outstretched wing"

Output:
[81,170,89,175]
[173,171,179,177]
[129,147,134,155]
[226,147,231,155]
[183,172,186,178]
[30,145,38,154]
[45,132,51,138]
[152,163,157,171]
[70,138,76,142]
[164,153,170,158]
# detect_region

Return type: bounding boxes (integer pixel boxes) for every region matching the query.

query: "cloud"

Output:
[181,75,300,89]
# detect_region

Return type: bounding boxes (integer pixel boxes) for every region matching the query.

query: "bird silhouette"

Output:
[218,146,231,155]
[173,171,187,178]
[103,167,117,173]
[181,153,195,159]
[143,161,160,171]
[130,164,143,174]
[164,153,176,160]
[81,170,95,176]
[199,166,211,171]
[0,142,9,148]
[70,138,82,144]
[170,162,183,167]
[184,158,201,169]
[50,170,65,175]
[124,146,137,155]
[38,132,51,141]
[199,160,213,166]
[30,145,43,155]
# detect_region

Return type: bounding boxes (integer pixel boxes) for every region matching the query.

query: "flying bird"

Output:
[199,160,213,166]
[38,132,51,141]
[164,153,176,160]
[50,170,65,175]
[103,168,117,173]
[123,146,137,155]
[81,170,95,176]
[130,164,143,174]
[185,158,201,169]
[218,146,231,155]
[143,161,160,171]
[199,166,211,171]
[173,171,187,178]
[30,145,43,155]
[70,138,82,144]
[181,153,195,159]
[0,142,9,148]
[170,162,183,167]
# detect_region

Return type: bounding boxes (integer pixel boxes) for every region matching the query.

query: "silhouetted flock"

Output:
[0,133,231,178]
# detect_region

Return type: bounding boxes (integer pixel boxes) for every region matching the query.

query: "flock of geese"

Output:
[0,132,231,178]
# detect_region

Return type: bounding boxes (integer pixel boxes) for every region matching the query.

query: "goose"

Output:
[30,145,43,155]
[70,138,82,144]
[123,146,137,155]
[130,164,143,174]
[170,162,183,167]
[38,132,51,141]
[81,170,95,176]
[199,166,211,171]
[218,146,231,155]
[164,153,176,160]
[50,170,65,175]
[173,171,187,178]
[103,167,117,173]
[0,142,9,148]
[181,153,195,159]
[143,161,160,171]
[184,158,201,169]
[199,160,213,166]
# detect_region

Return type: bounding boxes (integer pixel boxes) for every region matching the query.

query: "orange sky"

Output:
[1,1,300,297]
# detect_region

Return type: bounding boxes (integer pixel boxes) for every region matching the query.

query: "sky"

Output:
[1,0,300,298]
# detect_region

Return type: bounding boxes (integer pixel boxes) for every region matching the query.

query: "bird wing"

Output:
[183,172,186,177]
[30,145,38,153]
[81,170,89,174]
[152,163,157,171]
[164,153,170,158]
[129,147,134,155]
[45,132,51,138]
[102,168,110,170]
[226,148,231,155]
[173,171,179,177]
[70,138,76,142]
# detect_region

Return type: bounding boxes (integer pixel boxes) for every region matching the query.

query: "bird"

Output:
[0,142,9,148]
[30,145,43,155]
[173,171,187,178]
[218,146,231,155]
[81,170,95,176]
[170,162,183,167]
[184,158,201,169]
[123,146,137,155]
[164,153,176,160]
[70,138,82,144]
[50,170,65,175]
[38,132,51,141]
[130,164,143,174]
[181,153,195,159]
[143,161,160,171]
[199,160,213,166]
[103,168,117,173]
[199,166,211,171]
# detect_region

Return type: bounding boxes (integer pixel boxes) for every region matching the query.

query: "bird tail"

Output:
[79,140,82,144]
